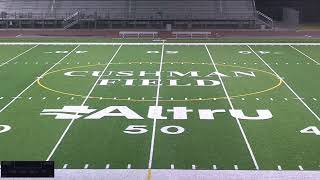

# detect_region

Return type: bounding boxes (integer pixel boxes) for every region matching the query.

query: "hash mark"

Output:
[0,97,3,99]
[293,97,304,100]
[313,98,317,101]
[28,97,32,100]
[298,165,304,171]
[241,98,245,101]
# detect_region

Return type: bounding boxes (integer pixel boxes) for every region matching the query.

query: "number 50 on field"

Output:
[124,125,185,135]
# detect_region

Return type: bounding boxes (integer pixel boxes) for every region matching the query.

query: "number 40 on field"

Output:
[300,126,320,135]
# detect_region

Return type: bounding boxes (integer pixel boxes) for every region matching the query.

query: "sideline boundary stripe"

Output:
[0,42,320,46]
[46,44,123,161]
[248,45,320,122]
[205,45,260,170]
[0,45,80,113]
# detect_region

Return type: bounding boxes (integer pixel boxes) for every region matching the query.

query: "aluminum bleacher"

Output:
[0,0,255,20]
[0,0,273,29]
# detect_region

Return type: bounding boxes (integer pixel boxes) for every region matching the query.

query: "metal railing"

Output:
[63,11,80,29]
[256,10,274,29]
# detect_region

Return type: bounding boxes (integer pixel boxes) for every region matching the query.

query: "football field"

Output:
[0,42,320,172]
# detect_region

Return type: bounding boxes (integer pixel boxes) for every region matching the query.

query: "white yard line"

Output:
[205,45,260,170]
[0,45,80,113]
[148,43,165,169]
[0,42,320,46]
[289,45,320,65]
[46,44,123,161]
[247,45,320,122]
[0,44,38,67]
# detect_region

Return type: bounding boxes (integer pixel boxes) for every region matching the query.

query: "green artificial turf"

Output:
[0,41,319,170]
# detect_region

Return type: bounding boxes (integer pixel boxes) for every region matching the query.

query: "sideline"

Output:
[0,42,320,46]
[0,169,319,180]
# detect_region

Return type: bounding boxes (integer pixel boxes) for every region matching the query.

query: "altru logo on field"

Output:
[41,106,272,121]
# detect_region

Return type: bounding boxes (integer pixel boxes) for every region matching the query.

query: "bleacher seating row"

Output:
[0,0,256,21]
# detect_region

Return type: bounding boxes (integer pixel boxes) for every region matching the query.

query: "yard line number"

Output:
[0,125,11,134]
[300,126,320,136]
[124,125,184,135]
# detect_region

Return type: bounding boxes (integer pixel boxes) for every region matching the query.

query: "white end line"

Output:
[0,44,39,68]
[205,45,259,170]
[248,45,320,122]
[46,45,123,161]
[289,45,320,65]
[0,45,80,113]
[148,43,165,169]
